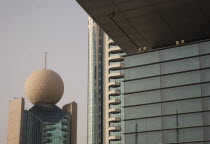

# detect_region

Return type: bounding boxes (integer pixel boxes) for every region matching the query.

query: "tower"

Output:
[88,17,125,144]
[7,69,77,144]
[88,17,104,144]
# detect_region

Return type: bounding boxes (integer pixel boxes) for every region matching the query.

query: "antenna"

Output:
[45,52,47,69]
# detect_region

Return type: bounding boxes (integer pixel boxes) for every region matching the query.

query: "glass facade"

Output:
[124,41,210,144]
[88,17,104,144]
[22,104,71,144]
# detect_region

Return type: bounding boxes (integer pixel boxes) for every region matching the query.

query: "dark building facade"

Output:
[23,104,71,144]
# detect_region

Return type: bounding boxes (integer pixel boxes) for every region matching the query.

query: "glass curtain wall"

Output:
[88,17,104,144]
[124,41,210,144]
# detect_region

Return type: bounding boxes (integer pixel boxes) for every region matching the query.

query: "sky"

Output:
[0,0,88,143]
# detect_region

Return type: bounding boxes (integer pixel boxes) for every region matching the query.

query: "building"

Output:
[76,0,210,54]
[77,0,210,144]
[7,69,77,144]
[88,17,125,144]
[88,17,104,144]
[123,41,210,144]
[105,33,125,144]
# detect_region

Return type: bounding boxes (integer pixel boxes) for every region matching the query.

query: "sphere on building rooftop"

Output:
[25,69,64,105]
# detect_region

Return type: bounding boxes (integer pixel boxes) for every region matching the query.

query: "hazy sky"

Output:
[0,0,88,143]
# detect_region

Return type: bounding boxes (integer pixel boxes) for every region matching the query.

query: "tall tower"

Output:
[7,69,77,144]
[88,17,104,144]
[88,16,125,144]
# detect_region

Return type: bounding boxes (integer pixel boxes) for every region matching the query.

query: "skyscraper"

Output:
[88,17,125,144]
[88,17,104,144]
[7,69,77,144]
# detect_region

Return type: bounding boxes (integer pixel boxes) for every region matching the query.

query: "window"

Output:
[125,131,162,144]
[203,97,210,111]
[162,98,202,115]
[202,83,210,96]
[125,64,160,80]
[162,113,203,129]
[125,77,160,93]
[125,117,161,133]
[200,55,210,68]
[161,71,200,88]
[160,44,199,61]
[204,126,210,140]
[161,84,201,101]
[201,69,210,82]
[163,127,204,143]
[125,51,159,67]
[125,104,161,119]
[125,90,160,106]
[160,57,199,74]
[200,41,210,54]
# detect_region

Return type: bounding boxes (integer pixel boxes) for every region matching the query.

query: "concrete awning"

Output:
[77,0,210,54]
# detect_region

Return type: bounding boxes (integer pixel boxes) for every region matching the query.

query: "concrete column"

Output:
[7,98,24,144]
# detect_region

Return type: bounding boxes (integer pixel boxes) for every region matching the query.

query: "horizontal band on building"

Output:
[123,124,210,134]
[123,81,210,95]
[124,95,210,108]
[124,66,210,82]
[124,53,210,71]
[123,110,210,121]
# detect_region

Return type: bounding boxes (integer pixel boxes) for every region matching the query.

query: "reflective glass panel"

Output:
[125,117,161,133]
[161,71,200,88]
[161,57,199,74]
[161,84,201,101]
[125,51,159,67]
[124,90,160,106]
[125,64,160,80]
[200,41,210,54]
[201,69,210,82]
[125,77,160,93]
[160,44,199,61]
[125,104,161,119]
[200,55,210,68]
[162,98,202,115]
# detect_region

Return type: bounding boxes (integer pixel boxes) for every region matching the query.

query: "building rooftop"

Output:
[77,0,210,54]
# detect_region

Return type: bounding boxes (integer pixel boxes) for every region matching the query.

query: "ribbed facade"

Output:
[23,112,42,143]
[107,42,125,144]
